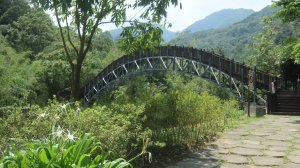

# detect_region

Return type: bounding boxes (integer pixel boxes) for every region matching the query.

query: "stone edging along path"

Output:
[166,115,300,168]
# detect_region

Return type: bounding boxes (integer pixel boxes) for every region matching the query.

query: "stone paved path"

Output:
[166,115,300,168]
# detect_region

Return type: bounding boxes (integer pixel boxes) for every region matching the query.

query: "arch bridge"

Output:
[82,46,286,108]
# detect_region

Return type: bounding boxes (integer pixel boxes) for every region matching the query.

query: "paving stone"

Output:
[275,131,294,135]
[239,143,267,150]
[287,155,300,164]
[292,139,300,143]
[278,163,300,168]
[221,139,242,145]
[218,148,230,154]
[221,163,246,168]
[222,134,244,140]
[293,144,300,149]
[219,143,238,149]
[290,150,300,156]
[165,116,300,168]
[268,145,289,152]
[242,140,260,145]
[263,150,286,157]
[221,154,248,164]
[230,147,263,156]
[251,156,283,166]
[242,136,266,141]
[227,131,250,136]
[266,135,293,141]
[262,140,292,147]
[251,132,273,136]
[286,128,298,132]
[293,134,300,138]
[245,166,272,168]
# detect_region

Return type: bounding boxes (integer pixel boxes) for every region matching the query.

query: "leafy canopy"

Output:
[274,0,300,22]
[31,0,180,99]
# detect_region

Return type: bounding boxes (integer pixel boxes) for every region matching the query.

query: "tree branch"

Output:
[98,20,140,25]
[66,18,79,55]
[75,3,82,39]
[54,6,73,66]
[82,1,119,59]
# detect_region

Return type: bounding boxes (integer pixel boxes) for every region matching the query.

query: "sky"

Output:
[100,0,273,32]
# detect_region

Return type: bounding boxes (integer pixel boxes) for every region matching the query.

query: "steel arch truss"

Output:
[85,55,253,104]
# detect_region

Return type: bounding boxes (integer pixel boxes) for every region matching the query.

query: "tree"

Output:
[0,0,31,25]
[247,17,283,74]
[5,9,55,53]
[274,0,300,22]
[274,0,300,63]
[31,0,180,100]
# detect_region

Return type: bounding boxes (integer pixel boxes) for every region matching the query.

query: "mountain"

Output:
[109,27,176,42]
[185,8,255,33]
[109,29,123,40]
[169,6,278,61]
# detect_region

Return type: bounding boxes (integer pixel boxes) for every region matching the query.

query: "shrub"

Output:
[0,131,132,168]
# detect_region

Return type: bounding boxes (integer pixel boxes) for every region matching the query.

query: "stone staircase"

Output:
[272,91,300,115]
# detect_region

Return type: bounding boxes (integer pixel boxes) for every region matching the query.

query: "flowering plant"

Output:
[0,127,132,168]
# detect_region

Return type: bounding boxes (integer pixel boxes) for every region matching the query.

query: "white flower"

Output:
[51,126,64,138]
[37,112,48,119]
[66,129,77,142]
[60,104,68,110]
[148,152,152,163]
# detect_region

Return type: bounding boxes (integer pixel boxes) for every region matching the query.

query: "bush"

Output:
[0,131,132,168]
[0,74,244,167]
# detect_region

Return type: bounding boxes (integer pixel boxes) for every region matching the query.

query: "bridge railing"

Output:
[82,46,296,103]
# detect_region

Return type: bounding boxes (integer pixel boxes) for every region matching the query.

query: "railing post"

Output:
[173,46,176,71]
[209,56,212,80]
[241,63,244,101]
[253,66,257,103]
[229,59,233,90]
[189,48,191,73]
[297,74,300,96]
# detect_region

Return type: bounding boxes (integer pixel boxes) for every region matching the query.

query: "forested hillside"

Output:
[169,6,277,61]
[170,5,300,76]
[110,27,177,42]
[185,8,254,33]
[0,0,116,106]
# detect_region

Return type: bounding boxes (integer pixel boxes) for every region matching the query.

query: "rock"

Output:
[287,155,300,164]
[230,147,263,156]
[263,150,285,157]
[251,156,283,166]
[221,154,248,164]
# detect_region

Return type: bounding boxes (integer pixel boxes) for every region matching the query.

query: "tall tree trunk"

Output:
[71,63,82,100]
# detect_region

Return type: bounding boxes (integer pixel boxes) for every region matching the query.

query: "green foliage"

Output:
[0,99,150,159]
[275,0,300,22]
[169,6,278,61]
[0,0,31,25]
[0,132,132,168]
[31,0,180,99]
[0,73,243,166]
[247,17,283,74]
[99,73,241,148]
[292,40,300,63]
[273,0,300,64]
[0,34,41,106]
[120,22,163,54]
[5,9,55,53]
